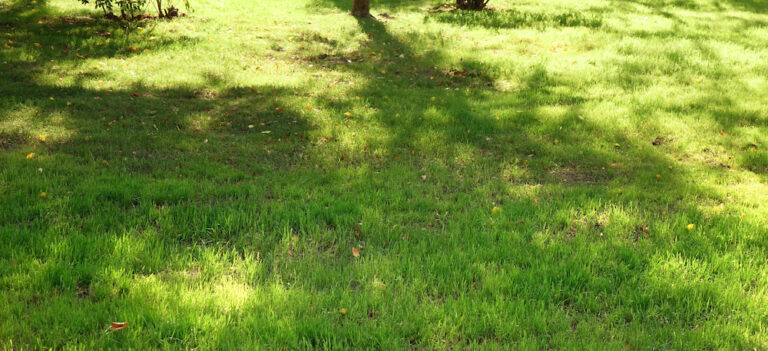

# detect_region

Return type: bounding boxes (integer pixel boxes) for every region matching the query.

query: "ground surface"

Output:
[1,0,768,349]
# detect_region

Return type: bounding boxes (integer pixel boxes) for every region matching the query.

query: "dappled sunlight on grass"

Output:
[1,0,768,348]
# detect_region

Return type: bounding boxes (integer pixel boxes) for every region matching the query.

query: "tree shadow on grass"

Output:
[287,16,767,347]
[307,0,437,12]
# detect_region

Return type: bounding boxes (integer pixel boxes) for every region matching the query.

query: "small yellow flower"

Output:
[492,206,501,213]
[339,308,348,315]
[655,174,661,179]
[26,153,36,159]
[39,192,47,198]
[686,224,696,231]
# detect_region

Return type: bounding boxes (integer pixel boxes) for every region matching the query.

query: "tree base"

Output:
[351,11,375,18]
[351,0,371,18]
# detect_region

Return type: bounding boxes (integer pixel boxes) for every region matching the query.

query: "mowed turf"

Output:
[1,0,767,348]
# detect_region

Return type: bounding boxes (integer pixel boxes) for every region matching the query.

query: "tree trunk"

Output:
[351,0,370,18]
[156,0,164,17]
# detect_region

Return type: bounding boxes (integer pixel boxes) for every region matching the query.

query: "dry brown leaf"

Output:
[109,322,128,331]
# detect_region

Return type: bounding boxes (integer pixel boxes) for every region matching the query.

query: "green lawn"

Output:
[1,0,768,348]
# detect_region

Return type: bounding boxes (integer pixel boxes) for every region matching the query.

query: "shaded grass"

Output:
[1,0,768,349]
[428,8,604,29]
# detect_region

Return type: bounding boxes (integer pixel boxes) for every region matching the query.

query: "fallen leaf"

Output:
[655,174,661,179]
[248,124,254,128]
[275,107,283,112]
[110,322,128,331]
[339,308,348,315]
[344,112,352,117]
[306,105,313,110]
[26,152,36,159]
[261,131,271,134]
[352,247,360,257]
[420,175,427,181]
[127,46,137,51]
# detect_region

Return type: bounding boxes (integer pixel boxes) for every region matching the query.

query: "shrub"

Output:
[456,0,489,10]
[78,0,189,19]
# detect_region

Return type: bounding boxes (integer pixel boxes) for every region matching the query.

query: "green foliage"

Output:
[80,0,145,17]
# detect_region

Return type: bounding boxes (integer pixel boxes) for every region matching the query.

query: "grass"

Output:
[1,0,768,348]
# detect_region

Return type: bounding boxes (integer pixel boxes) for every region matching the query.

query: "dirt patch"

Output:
[76,282,90,299]
[547,165,605,185]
